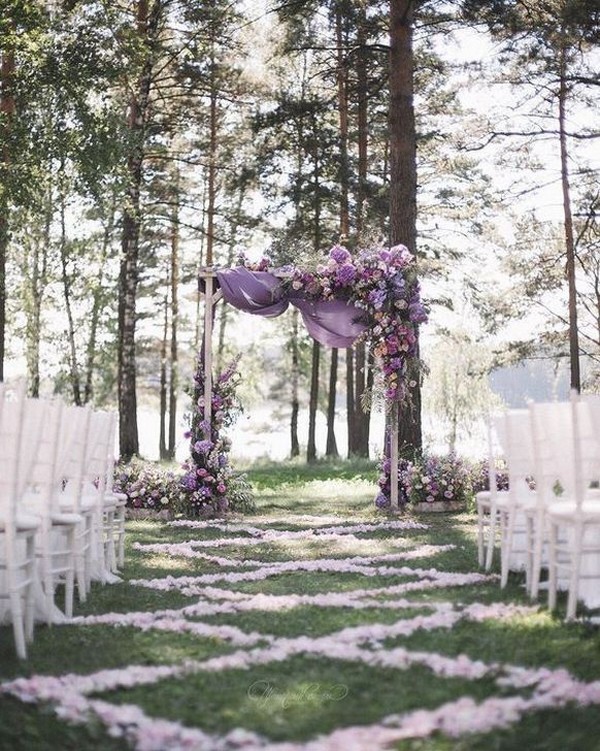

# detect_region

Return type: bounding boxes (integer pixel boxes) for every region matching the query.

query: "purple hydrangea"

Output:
[329,245,351,264]
[409,302,428,323]
[335,263,357,286]
[194,439,213,455]
[368,288,387,310]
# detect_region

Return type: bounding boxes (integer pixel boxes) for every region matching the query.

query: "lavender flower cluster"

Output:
[180,355,242,516]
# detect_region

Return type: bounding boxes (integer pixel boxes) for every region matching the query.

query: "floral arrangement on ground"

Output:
[376,452,509,511]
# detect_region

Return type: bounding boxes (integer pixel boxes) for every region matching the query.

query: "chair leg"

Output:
[85,526,94,592]
[8,564,27,660]
[524,512,534,594]
[548,521,559,611]
[529,511,545,601]
[103,509,116,573]
[24,535,37,643]
[116,507,126,569]
[75,528,88,603]
[566,524,584,621]
[501,507,517,588]
[477,504,486,567]
[64,527,76,619]
[485,508,497,571]
[40,532,55,625]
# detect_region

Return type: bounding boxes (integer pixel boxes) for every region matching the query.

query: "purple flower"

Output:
[335,263,357,286]
[368,289,387,310]
[329,245,351,264]
[409,302,428,323]
[194,439,213,455]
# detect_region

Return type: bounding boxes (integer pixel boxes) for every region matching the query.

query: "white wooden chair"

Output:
[0,387,42,658]
[21,399,82,622]
[96,411,129,574]
[524,399,582,601]
[103,429,127,571]
[76,410,120,581]
[57,404,95,601]
[495,409,537,589]
[476,419,504,570]
[546,393,600,620]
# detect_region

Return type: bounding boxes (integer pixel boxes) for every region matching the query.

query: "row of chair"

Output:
[477,392,600,620]
[0,383,126,658]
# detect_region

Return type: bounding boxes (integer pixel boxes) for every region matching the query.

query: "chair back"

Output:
[0,390,45,524]
[529,395,600,507]
[57,404,93,511]
[83,410,116,499]
[494,409,534,501]
[24,399,64,516]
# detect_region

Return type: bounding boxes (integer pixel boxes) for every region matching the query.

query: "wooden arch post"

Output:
[390,400,399,509]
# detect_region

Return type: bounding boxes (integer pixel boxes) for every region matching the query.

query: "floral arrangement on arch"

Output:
[286,244,427,402]
[180,354,244,516]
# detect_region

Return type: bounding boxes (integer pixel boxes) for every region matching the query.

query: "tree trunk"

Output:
[159,290,169,460]
[217,181,245,369]
[307,339,320,463]
[0,41,15,382]
[195,179,207,353]
[59,166,82,405]
[84,197,115,403]
[168,184,180,459]
[326,347,339,457]
[350,8,372,457]
[335,9,356,459]
[346,347,355,456]
[335,9,350,242]
[206,60,218,267]
[558,38,580,393]
[25,182,51,398]
[118,0,160,459]
[389,0,422,456]
[355,8,368,240]
[290,308,300,458]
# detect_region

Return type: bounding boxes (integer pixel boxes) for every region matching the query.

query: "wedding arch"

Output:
[184,244,427,510]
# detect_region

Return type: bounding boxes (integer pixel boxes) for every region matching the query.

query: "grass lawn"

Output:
[1,460,600,751]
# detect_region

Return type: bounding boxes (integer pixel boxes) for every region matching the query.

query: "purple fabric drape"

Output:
[291,298,368,349]
[216,268,288,317]
[216,267,369,348]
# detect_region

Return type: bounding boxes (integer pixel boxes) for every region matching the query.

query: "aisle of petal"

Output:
[3,515,600,751]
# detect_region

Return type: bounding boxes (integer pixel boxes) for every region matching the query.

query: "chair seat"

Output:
[107,490,127,503]
[547,500,600,520]
[50,511,84,526]
[0,513,40,532]
[59,495,97,513]
[495,490,533,510]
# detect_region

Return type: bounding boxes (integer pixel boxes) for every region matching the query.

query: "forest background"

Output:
[0,0,598,466]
